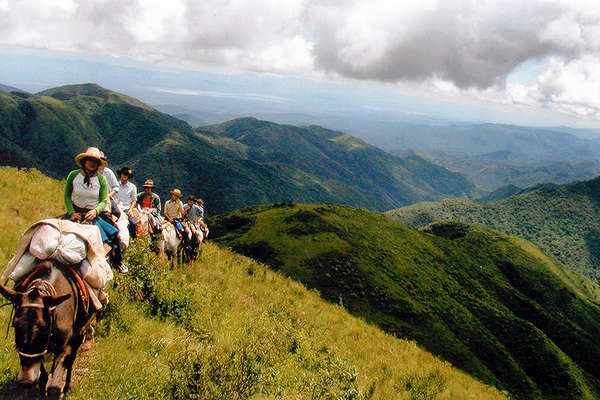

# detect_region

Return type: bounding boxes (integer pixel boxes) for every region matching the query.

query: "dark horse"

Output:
[0,261,96,399]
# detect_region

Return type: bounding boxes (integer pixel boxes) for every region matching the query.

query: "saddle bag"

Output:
[29,225,87,265]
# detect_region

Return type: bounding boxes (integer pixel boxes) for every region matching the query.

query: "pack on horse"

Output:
[0,261,95,399]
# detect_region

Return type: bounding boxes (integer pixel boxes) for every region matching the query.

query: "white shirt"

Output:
[101,167,119,193]
[115,180,137,211]
[72,173,102,210]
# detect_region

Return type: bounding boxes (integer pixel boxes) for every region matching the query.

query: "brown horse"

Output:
[0,261,95,399]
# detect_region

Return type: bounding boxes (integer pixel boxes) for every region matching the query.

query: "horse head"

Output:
[0,263,70,386]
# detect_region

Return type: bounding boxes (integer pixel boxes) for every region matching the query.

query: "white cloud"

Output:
[1,0,600,121]
[154,87,288,103]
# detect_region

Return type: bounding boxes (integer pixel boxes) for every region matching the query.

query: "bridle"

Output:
[11,279,57,358]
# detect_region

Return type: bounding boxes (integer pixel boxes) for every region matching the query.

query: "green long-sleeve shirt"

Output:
[64,169,108,215]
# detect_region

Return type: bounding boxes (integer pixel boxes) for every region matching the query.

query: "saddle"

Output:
[16,263,100,313]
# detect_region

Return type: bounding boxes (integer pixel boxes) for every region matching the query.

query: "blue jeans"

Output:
[172,219,184,236]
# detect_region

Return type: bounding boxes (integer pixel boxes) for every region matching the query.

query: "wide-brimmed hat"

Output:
[117,167,133,177]
[75,147,107,168]
[142,179,156,188]
[170,188,182,197]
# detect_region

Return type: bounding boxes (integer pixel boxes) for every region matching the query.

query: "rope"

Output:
[48,220,64,261]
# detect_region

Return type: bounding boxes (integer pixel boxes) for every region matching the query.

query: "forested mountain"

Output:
[209,202,600,400]
[0,83,482,214]
[388,177,600,282]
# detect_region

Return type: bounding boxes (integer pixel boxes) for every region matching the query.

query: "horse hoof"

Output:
[47,387,63,400]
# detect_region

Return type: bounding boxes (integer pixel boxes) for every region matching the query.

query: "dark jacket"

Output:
[136,192,161,217]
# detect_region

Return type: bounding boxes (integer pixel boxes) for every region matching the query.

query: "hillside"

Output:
[0,167,507,400]
[0,83,482,214]
[388,176,600,282]
[209,203,600,399]
[199,119,483,211]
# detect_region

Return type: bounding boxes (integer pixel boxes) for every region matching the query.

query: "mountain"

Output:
[0,83,26,94]
[412,149,600,191]
[0,167,507,400]
[0,83,482,214]
[208,202,600,399]
[388,176,600,282]
[199,119,483,211]
[358,122,600,163]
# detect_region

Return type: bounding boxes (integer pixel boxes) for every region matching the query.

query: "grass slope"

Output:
[388,177,600,282]
[0,167,507,399]
[209,203,600,400]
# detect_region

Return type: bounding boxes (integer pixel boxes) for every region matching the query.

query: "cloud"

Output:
[154,87,288,103]
[2,0,600,119]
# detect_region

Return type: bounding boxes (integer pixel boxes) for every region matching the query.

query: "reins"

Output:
[10,278,58,358]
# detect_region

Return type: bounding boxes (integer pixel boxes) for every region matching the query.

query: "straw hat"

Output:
[170,188,182,197]
[142,179,156,188]
[75,147,107,168]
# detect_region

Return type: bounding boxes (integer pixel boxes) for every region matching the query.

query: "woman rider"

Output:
[130,179,162,234]
[64,147,128,273]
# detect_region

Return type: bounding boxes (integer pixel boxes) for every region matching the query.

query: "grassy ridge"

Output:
[387,177,600,282]
[0,168,507,399]
[209,203,600,399]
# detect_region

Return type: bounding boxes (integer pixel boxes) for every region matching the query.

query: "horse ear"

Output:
[0,285,21,304]
[43,294,71,308]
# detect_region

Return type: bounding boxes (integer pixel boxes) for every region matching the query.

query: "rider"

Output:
[98,152,120,220]
[183,195,203,240]
[195,197,209,235]
[114,167,137,238]
[64,147,128,273]
[130,179,162,234]
[164,189,185,239]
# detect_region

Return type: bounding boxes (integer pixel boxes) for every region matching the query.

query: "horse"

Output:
[159,222,182,267]
[129,207,162,237]
[0,261,95,400]
[113,202,130,251]
[181,222,208,263]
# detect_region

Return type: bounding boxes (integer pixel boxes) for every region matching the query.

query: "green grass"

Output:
[0,167,508,399]
[209,203,600,400]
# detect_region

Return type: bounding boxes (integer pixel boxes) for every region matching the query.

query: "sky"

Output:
[2,0,600,128]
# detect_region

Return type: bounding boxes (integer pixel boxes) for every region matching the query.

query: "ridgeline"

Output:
[0,83,481,215]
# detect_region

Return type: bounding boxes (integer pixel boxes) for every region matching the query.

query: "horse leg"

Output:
[47,348,71,399]
[62,337,83,396]
[38,361,48,398]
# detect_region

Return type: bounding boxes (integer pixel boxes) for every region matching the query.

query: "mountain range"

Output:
[209,202,600,400]
[414,149,600,191]
[388,176,600,283]
[0,83,482,214]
